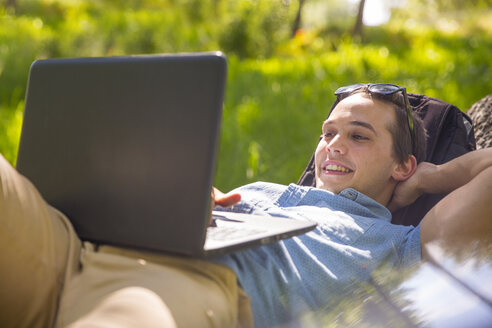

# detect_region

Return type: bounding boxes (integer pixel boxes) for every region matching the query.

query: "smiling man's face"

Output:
[314,93,403,205]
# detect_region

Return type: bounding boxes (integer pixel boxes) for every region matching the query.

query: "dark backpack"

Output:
[297,93,476,227]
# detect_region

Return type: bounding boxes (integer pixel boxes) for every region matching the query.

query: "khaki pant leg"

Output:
[58,245,253,328]
[0,154,81,327]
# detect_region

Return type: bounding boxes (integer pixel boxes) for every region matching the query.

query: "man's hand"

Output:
[388,162,436,213]
[212,187,241,208]
[209,187,241,226]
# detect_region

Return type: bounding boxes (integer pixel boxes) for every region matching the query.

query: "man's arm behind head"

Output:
[405,148,492,259]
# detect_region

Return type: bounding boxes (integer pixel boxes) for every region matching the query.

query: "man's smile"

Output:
[321,161,353,174]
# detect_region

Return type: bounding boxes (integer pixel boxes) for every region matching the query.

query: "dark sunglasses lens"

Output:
[335,83,365,95]
[369,84,401,95]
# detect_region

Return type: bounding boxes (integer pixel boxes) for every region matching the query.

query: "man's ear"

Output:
[392,155,417,181]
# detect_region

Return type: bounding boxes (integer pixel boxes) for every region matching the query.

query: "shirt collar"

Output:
[279,184,392,222]
[338,188,392,221]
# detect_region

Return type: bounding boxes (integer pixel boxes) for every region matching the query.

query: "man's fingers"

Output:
[212,187,241,207]
[209,187,240,226]
[215,192,241,207]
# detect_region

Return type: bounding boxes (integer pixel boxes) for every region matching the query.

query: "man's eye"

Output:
[352,134,368,141]
[323,132,335,138]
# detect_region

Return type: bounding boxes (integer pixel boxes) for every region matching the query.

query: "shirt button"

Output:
[345,190,356,200]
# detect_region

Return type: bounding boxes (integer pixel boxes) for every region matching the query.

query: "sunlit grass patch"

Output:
[0,101,23,165]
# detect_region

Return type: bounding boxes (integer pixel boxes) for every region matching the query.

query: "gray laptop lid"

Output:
[17,52,316,257]
[17,53,225,255]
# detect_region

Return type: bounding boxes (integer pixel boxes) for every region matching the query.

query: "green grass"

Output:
[216,40,492,190]
[1,1,491,191]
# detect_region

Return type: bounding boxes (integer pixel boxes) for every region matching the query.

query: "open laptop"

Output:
[16,52,316,257]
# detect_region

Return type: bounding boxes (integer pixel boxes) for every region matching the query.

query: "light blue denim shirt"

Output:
[215,182,421,327]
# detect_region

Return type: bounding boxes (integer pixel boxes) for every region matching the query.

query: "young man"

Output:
[1,84,490,327]
[213,84,492,326]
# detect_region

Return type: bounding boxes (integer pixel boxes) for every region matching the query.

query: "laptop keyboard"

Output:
[207,225,267,241]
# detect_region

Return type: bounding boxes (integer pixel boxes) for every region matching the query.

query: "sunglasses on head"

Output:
[334,83,415,149]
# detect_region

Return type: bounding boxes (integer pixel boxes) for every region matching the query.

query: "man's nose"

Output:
[326,135,347,154]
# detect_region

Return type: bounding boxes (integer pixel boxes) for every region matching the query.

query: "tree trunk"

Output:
[212,0,220,17]
[291,0,306,38]
[5,0,17,9]
[467,94,492,149]
[353,0,366,37]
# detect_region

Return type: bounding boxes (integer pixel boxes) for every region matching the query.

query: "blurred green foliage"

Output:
[0,0,491,191]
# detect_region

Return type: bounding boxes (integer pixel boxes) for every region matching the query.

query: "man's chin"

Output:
[315,181,343,194]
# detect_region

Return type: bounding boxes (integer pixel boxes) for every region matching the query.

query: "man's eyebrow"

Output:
[349,121,377,134]
[323,120,378,135]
